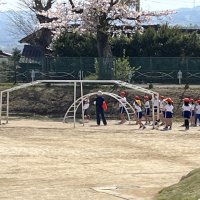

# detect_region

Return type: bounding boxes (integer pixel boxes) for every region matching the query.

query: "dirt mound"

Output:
[157,168,200,200]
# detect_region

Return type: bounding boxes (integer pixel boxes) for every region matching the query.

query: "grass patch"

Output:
[156,168,200,200]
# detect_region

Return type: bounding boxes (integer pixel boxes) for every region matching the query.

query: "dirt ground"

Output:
[0,119,200,200]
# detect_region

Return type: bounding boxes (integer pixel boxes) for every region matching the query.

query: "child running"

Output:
[182,98,192,130]
[134,99,146,129]
[163,98,173,130]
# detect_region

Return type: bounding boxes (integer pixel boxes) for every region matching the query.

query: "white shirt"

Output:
[153,99,159,107]
[182,105,191,112]
[160,100,165,111]
[144,101,150,109]
[195,105,200,114]
[83,98,90,110]
[164,104,173,112]
[119,97,127,108]
[135,105,142,112]
[190,104,195,111]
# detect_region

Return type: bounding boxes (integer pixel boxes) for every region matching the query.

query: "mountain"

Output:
[169,6,200,26]
[0,7,200,53]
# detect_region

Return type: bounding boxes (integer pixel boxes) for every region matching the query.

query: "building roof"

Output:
[0,50,12,58]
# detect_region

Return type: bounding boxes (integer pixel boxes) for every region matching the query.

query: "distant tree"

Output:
[52,32,98,57]
[181,32,200,56]
[113,49,140,81]
[110,35,132,57]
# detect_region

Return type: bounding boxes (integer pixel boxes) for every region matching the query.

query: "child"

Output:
[132,96,140,124]
[163,98,173,130]
[119,91,127,124]
[134,99,146,129]
[83,96,90,121]
[189,99,195,126]
[144,96,150,125]
[159,96,166,126]
[151,94,160,127]
[195,100,200,126]
[182,98,192,130]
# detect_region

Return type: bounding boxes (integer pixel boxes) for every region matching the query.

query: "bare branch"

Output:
[68,0,83,13]
[68,0,75,9]
[44,0,55,11]
[7,10,38,36]
[110,0,119,6]
[32,0,43,11]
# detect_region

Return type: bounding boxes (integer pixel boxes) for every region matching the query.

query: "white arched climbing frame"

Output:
[63,92,136,125]
[0,80,159,127]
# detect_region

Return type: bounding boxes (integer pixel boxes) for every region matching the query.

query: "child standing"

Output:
[182,98,192,130]
[195,100,200,126]
[144,96,150,125]
[119,91,127,124]
[83,96,90,121]
[190,99,195,126]
[163,98,174,130]
[159,96,166,126]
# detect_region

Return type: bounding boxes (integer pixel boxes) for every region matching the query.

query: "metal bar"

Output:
[6,92,9,124]
[63,92,135,125]
[2,81,42,93]
[156,93,160,123]
[73,82,76,128]
[0,92,2,125]
[152,94,155,129]
[80,81,84,126]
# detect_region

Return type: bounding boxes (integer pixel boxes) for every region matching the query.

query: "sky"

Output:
[1,0,200,11]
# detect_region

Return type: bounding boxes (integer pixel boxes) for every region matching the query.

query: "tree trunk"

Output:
[97,30,113,80]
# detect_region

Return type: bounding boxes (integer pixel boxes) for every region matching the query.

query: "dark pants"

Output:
[96,108,107,125]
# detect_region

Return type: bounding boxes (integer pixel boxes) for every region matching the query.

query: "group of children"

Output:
[119,91,200,131]
[82,91,200,130]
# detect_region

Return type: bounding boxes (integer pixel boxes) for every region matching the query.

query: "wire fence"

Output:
[0,57,200,84]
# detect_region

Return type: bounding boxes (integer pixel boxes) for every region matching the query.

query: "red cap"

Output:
[144,96,149,100]
[135,96,140,100]
[183,98,190,103]
[160,96,165,100]
[190,99,194,103]
[120,91,125,96]
[166,98,172,103]
[197,100,200,104]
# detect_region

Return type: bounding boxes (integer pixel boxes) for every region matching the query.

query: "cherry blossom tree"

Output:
[14,0,174,78]
[63,0,174,78]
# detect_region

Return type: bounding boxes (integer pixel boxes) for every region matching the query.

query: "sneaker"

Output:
[163,127,168,131]
[143,126,146,129]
